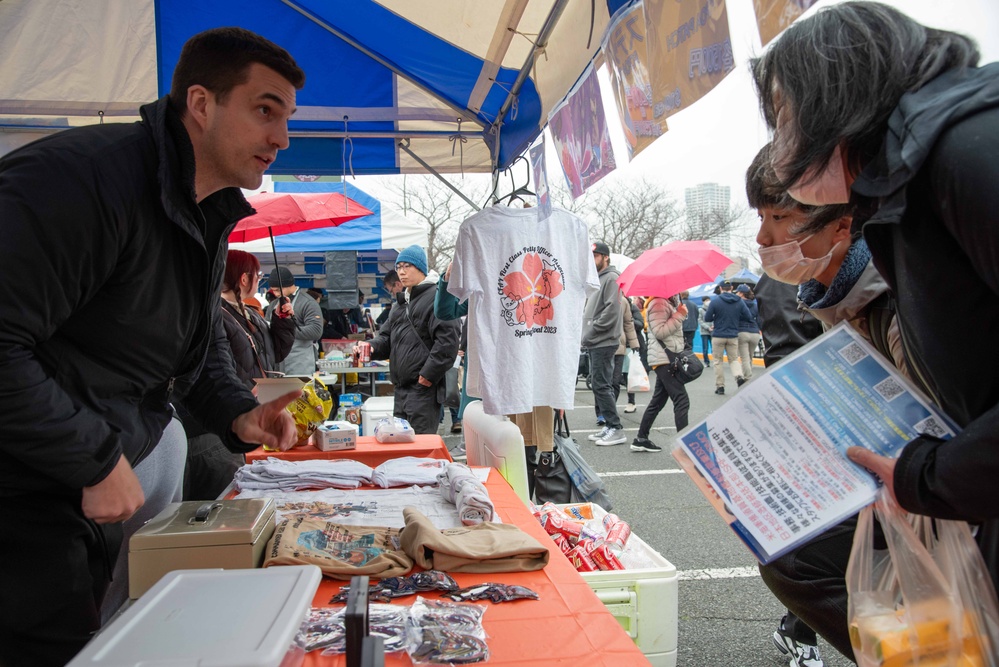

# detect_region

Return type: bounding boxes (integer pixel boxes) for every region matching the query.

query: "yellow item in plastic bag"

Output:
[285,377,334,447]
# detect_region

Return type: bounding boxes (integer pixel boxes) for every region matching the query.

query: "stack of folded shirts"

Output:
[437,463,494,525]
[234,457,373,491]
[371,457,449,488]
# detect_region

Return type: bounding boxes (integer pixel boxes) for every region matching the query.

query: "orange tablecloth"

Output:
[300,470,650,666]
[245,434,452,468]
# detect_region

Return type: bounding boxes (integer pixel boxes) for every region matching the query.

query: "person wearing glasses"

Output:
[364,245,460,434]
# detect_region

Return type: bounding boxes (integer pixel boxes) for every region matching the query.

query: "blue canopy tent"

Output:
[0,0,633,179]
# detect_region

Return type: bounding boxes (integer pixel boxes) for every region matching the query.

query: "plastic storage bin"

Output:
[462,401,529,503]
[361,396,395,435]
[558,502,678,667]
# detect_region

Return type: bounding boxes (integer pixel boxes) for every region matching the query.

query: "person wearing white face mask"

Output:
[752,1,999,658]
[749,142,913,662]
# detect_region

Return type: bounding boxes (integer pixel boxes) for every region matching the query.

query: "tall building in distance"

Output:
[684,182,731,256]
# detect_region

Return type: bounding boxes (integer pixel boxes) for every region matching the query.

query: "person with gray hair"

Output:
[751,1,999,658]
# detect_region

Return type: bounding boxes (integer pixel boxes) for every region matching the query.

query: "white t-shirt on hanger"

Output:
[449,206,598,415]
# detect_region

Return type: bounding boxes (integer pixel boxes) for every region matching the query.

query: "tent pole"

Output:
[491,0,570,138]
[398,139,481,211]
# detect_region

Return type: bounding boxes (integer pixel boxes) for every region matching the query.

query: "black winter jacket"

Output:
[220,301,295,389]
[852,64,999,581]
[370,277,460,395]
[0,98,260,496]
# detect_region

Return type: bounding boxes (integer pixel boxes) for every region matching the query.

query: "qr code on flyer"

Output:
[915,415,949,439]
[838,342,867,365]
[874,376,905,402]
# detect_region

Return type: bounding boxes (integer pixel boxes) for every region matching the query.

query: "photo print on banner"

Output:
[548,66,616,199]
[645,0,736,119]
[605,2,667,160]
[752,0,819,46]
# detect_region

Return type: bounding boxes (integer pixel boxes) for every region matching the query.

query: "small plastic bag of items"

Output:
[374,417,416,443]
[330,570,459,604]
[295,605,412,655]
[445,583,539,604]
[407,597,489,665]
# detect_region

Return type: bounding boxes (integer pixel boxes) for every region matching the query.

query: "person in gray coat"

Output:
[581,241,626,446]
[266,266,324,376]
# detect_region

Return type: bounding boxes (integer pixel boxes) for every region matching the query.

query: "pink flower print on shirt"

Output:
[501,252,564,328]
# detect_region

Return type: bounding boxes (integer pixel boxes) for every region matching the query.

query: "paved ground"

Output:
[435,360,854,667]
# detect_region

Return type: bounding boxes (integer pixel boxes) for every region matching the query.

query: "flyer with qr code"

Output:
[672,322,959,563]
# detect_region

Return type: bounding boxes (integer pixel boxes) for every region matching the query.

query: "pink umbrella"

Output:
[230,191,371,243]
[617,240,733,298]
[230,191,372,293]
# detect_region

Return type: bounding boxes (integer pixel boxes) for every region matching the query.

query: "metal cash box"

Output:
[128,498,276,599]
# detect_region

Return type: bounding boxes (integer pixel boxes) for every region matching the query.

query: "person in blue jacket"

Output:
[735,284,762,383]
[703,281,756,394]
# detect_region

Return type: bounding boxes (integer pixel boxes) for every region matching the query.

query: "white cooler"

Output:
[360,396,395,435]
[558,503,679,667]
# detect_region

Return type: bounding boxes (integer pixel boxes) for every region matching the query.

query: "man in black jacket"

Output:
[365,246,460,434]
[0,28,305,666]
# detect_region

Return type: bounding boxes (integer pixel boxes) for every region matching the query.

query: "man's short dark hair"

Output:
[169,27,306,114]
[750,1,978,192]
[384,270,400,287]
[746,143,854,236]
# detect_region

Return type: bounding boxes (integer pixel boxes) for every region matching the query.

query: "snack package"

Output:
[339,392,363,427]
[374,417,416,443]
[287,377,334,446]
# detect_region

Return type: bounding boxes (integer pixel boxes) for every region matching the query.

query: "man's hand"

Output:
[232,390,300,451]
[445,261,453,282]
[847,447,897,501]
[418,375,432,387]
[82,454,145,524]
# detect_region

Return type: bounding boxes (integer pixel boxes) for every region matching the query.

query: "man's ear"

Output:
[186,85,211,131]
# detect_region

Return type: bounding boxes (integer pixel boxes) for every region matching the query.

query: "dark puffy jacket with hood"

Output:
[853,63,999,584]
[0,97,260,496]
[370,272,460,399]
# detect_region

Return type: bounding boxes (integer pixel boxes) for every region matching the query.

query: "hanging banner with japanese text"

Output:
[548,66,617,199]
[645,0,735,120]
[752,0,818,47]
[604,2,666,160]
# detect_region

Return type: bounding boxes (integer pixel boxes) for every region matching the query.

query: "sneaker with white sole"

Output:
[630,437,662,453]
[772,617,824,667]
[588,426,610,441]
[595,428,627,446]
[623,403,637,413]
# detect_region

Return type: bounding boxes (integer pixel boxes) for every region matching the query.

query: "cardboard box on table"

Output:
[558,502,679,667]
[128,498,276,599]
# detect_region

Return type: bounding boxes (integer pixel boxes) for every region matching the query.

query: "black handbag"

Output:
[533,417,573,504]
[666,347,704,384]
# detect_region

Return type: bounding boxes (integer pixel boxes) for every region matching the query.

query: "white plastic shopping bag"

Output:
[627,350,650,392]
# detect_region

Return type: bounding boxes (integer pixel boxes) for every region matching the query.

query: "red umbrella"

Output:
[617,240,733,298]
[230,191,372,243]
[230,191,372,293]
